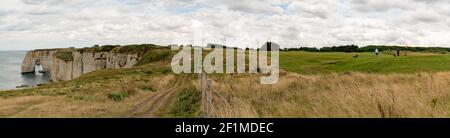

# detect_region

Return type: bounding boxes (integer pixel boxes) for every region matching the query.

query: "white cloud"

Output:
[0,0,449,50]
[287,0,331,19]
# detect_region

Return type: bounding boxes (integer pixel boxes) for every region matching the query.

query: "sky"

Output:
[0,0,449,50]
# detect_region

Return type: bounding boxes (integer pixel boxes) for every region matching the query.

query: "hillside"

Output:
[1,45,199,118]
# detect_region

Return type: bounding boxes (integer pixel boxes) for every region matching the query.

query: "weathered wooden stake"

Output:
[200,73,207,118]
[200,73,213,118]
[207,79,212,117]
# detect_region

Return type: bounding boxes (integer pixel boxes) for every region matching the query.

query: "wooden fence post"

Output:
[207,79,212,117]
[200,73,206,118]
[200,73,212,118]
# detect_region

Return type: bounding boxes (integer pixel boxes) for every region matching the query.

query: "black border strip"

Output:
[1,118,449,137]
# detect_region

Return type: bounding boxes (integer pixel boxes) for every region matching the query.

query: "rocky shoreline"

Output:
[15,83,47,89]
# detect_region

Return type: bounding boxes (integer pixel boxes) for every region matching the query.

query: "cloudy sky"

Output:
[0,0,449,50]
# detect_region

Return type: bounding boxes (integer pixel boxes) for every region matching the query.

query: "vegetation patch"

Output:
[67,95,96,101]
[280,51,450,74]
[76,44,171,56]
[141,85,156,92]
[169,87,201,118]
[107,92,130,101]
[55,50,74,62]
[110,44,164,55]
[283,45,450,53]
[135,50,173,66]
[78,45,119,53]
[108,83,138,101]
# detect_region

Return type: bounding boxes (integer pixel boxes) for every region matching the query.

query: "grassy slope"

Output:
[0,45,199,118]
[280,51,450,74]
[0,62,179,117]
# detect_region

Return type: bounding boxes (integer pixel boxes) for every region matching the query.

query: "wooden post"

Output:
[200,73,207,118]
[200,73,213,118]
[207,79,212,118]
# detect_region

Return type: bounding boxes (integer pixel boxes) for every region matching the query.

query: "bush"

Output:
[108,93,129,101]
[108,84,138,101]
[169,87,201,117]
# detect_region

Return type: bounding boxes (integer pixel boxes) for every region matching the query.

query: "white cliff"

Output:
[21,49,57,74]
[22,48,142,82]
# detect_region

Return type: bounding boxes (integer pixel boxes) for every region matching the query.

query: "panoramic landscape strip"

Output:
[1,44,450,118]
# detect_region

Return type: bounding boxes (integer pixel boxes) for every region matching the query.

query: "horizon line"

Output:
[2,43,450,51]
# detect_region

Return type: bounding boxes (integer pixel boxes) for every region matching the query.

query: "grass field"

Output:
[280,51,450,74]
[208,72,450,118]
[207,51,450,118]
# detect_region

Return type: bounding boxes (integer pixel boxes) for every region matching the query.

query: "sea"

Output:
[0,51,50,90]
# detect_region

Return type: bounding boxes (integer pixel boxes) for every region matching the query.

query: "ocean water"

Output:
[0,51,50,90]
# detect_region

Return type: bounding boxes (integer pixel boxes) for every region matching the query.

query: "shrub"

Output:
[108,84,138,101]
[169,87,201,117]
[108,93,129,101]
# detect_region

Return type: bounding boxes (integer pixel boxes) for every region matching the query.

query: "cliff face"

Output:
[23,49,140,82]
[21,50,57,74]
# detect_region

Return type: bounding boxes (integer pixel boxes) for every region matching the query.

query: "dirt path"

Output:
[123,74,187,118]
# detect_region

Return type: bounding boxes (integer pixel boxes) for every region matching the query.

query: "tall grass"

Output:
[207,72,450,118]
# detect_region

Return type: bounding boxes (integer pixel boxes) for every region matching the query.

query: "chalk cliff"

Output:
[22,48,140,82]
[21,49,57,74]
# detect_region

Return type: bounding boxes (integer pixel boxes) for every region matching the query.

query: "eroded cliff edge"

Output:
[21,49,57,74]
[21,44,167,82]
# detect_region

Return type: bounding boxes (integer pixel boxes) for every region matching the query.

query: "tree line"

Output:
[282,45,450,53]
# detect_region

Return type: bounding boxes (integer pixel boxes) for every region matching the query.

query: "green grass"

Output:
[168,87,201,118]
[110,44,163,55]
[280,51,450,74]
[78,45,119,53]
[135,50,173,66]
[107,93,129,101]
[54,51,74,62]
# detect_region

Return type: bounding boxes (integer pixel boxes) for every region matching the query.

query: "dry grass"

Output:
[0,67,176,118]
[206,72,450,118]
[4,58,450,118]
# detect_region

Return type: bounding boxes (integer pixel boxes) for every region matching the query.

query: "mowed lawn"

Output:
[280,51,450,74]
